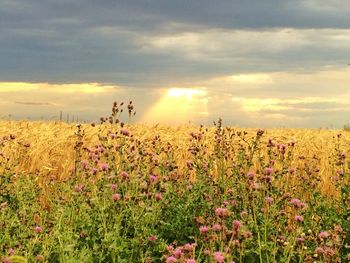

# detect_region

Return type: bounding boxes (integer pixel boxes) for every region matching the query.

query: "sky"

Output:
[0,0,350,127]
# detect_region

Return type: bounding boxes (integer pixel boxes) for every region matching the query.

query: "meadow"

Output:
[0,102,349,262]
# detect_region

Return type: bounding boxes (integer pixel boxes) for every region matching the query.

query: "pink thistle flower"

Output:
[240,211,248,219]
[91,167,98,175]
[81,160,89,170]
[215,207,229,217]
[233,220,242,230]
[120,129,130,136]
[74,184,84,193]
[290,198,301,208]
[120,171,129,179]
[100,163,108,171]
[212,224,222,232]
[149,175,158,183]
[294,215,304,223]
[112,194,121,201]
[247,171,255,180]
[166,245,174,252]
[265,167,274,175]
[265,197,273,204]
[183,243,194,252]
[155,192,162,201]
[35,226,43,233]
[8,248,14,256]
[297,237,305,245]
[166,256,177,263]
[200,226,209,235]
[315,246,325,255]
[213,252,224,263]
[173,248,183,258]
[319,231,329,239]
[110,184,117,191]
[148,235,157,242]
[3,257,10,263]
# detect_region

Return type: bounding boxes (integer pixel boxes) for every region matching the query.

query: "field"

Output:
[1,109,350,262]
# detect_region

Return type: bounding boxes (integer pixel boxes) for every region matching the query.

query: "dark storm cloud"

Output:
[1,0,350,85]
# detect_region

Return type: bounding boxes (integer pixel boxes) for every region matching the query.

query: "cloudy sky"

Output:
[1,0,350,127]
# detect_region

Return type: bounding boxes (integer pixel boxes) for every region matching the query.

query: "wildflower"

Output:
[183,243,194,251]
[215,207,229,217]
[173,248,183,258]
[148,235,157,242]
[265,167,274,175]
[35,226,43,233]
[213,252,224,263]
[149,175,158,183]
[212,224,222,232]
[74,184,84,193]
[110,184,117,191]
[120,171,129,179]
[166,245,174,252]
[294,215,304,223]
[120,129,130,136]
[233,220,242,230]
[112,193,121,201]
[166,256,177,263]
[91,167,98,175]
[155,192,162,201]
[204,249,211,256]
[8,248,14,256]
[100,163,108,171]
[315,246,325,255]
[247,171,255,180]
[81,160,89,170]
[265,197,273,204]
[200,226,209,235]
[3,257,10,263]
[240,211,248,219]
[319,231,329,239]
[297,237,305,245]
[186,260,196,263]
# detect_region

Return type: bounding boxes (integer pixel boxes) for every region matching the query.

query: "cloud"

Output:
[14,101,57,106]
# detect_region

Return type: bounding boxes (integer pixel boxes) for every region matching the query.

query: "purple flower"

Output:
[319,231,329,239]
[166,256,177,263]
[215,207,229,217]
[173,248,183,258]
[294,215,304,223]
[297,237,305,245]
[112,194,121,201]
[213,252,224,263]
[74,184,84,193]
[212,224,222,232]
[155,192,162,201]
[233,220,242,230]
[120,171,129,179]
[148,235,157,242]
[265,167,274,175]
[35,226,43,233]
[265,197,273,204]
[8,248,14,256]
[100,163,108,171]
[91,167,98,175]
[247,171,255,180]
[200,226,209,235]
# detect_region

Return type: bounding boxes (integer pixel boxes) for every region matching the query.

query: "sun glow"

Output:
[142,88,208,124]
